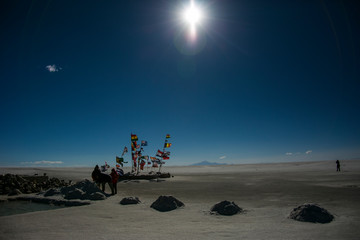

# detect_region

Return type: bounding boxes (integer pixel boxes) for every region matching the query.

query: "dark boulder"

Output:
[89,192,106,200]
[8,189,22,196]
[120,197,141,205]
[44,188,61,197]
[289,203,334,223]
[64,188,85,200]
[211,200,243,216]
[150,195,184,212]
[60,179,109,200]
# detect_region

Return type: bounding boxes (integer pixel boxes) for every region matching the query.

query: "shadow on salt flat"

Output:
[0,200,67,217]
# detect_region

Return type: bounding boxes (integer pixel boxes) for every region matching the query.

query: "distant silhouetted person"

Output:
[336,160,340,172]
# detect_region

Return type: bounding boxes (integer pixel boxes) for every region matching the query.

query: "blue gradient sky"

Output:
[0,0,359,167]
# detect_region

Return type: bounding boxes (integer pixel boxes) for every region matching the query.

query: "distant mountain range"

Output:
[190,161,227,166]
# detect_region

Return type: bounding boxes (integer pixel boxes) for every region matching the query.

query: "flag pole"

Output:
[159,134,167,173]
[130,134,134,173]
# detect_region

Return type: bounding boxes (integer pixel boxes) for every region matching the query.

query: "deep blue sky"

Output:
[0,0,359,167]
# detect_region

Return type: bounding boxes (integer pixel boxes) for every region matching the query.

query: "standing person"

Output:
[110,168,119,195]
[336,160,341,172]
[92,164,113,194]
[92,165,101,187]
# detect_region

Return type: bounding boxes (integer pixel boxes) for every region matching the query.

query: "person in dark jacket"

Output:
[92,165,101,186]
[91,165,114,194]
[336,160,341,172]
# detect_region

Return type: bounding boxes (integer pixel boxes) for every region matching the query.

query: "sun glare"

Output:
[182,0,204,40]
[184,1,202,25]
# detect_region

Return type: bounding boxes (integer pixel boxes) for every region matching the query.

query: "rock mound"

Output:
[64,189,85,200]
[289,203,334,223]
[44,188,61,197]
[120,197,141,205]
[150,195,184,212]
[0,174,70,195]
[89,192,106,200]
[211,200,243,216]
[8,189,22,196]
[61,179,108,200]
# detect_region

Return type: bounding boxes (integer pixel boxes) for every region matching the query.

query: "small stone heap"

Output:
[0,174,71,196]
[43,179,108,201]
[210,200,243,216]
[120,197,141,205]
[289,203,334,223]
[150,195,184,212]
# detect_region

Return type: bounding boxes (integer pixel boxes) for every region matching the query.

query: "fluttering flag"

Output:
[136,144,140,149]
[116,156,127,167]
[141,140,148,146]
[131,134,138,142]
[131,142,136,151]
[156,150,164,157]
[152,162,158,168]
[166,134,171,138]
[154,159,164,164]
[150,157,157,161]
[140,155,149,160]
[123,147,128,154]
[162,156,170,160]
[164,143,172,148]
[116,168,124,176]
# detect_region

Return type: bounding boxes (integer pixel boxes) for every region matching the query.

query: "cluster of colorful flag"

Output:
[107,133,173,173]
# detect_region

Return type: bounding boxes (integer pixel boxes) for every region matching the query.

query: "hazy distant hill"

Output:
[191,161,227,166]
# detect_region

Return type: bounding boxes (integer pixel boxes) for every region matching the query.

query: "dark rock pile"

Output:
[289,203,334,223]
[0,174,71,195]
[210,200,243,216]
[44,179,108,201]
[150,195,184,212]
[120,197,141,205]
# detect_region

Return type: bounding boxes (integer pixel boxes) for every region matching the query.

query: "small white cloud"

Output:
[306,150,312,154]
[219,156,227,160]
[286,152,293,156]
[45,64,61,72]
[34,161,63,164]
[21,161,63,165]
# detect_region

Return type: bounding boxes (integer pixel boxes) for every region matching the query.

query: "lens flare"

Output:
[182,0,204,40]
[184,1,202,26]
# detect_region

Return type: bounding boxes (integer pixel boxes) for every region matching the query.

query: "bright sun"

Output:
[183,1,203,26]
[182,0,204,38]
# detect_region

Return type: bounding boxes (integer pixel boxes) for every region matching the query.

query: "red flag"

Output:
[156,150,164,157]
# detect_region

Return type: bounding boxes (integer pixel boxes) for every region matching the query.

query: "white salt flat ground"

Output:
[1,160,360,240]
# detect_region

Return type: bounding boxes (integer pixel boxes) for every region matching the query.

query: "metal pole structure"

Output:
[159,135,167,173]
[130,135,134,172]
